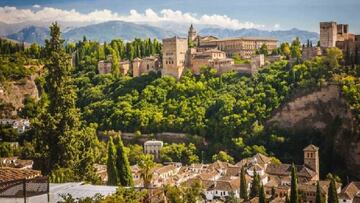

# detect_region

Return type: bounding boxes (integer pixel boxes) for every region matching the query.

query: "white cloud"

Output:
[273,24,281,29]
[32,4,41,8]
[0,6,269,29]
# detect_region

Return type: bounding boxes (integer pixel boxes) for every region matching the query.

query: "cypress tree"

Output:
[327,177,339,203]
[285,195,290,203]
[250,169,260,198]
[34,23,97,180]
[290,164,298,203]
[315,181,323,203]
[115,135,133,186]
[240,167,248,200]
[271,187,276,199]
[107,137,118,185]
[259,184,266,203]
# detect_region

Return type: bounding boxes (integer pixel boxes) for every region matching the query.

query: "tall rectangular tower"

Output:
[303,144,320,181]
[320,22,338,48]
[162,37,188,79]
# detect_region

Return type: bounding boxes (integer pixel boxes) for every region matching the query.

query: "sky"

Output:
[0,0,359,33]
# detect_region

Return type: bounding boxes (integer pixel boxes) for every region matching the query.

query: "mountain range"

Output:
[2,21,319,45]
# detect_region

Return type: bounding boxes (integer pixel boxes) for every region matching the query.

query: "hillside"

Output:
[199,27,319,43]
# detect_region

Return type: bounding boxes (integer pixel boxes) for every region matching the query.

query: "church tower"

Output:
[303,144,320,180]
[188,24,197,43]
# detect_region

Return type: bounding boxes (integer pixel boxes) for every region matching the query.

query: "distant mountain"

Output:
[5,20,319,45]
[0,22,29,36]
[63,21,176,42]
[199,28,319,43]
[6,26,50,45]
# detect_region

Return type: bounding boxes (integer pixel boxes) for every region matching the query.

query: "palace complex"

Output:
[99,24,275,79]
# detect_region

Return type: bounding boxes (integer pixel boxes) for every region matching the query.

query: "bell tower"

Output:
[303,144,319,180]
[188,24,197,43]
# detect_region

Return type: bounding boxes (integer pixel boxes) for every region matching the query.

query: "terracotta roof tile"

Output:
[0,167,41,183]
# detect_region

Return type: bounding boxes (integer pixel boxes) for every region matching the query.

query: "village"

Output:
[1,141,360,203]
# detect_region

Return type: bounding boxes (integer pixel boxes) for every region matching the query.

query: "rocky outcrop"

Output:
[0,76,39,117]
[267,84,360,179]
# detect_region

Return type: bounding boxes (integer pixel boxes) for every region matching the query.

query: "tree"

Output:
[280,42,291,59]
[183,180,203,203]
[291,37,302,60]
[127,144,144,165]
[259,184,266,203]
[315,181,324,203]
[257,44,269,56]
[250,169,260,198]
[115,135,133,186]
[327,176,339,203]
[138,154,156,189]
[226,191,240,203]
[107,137,118,185]
[324,47,343,71]
[271,187,276,199]
[101,187,147,203]
[285,195,290,203]
[290,164,298,203]
[160,143,199,165]
[33,23,97,181]
[240,167,248,201]
[212,151,234,163]
[165,185,183,203]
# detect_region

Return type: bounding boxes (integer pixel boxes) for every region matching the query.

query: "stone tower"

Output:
[188,24,197,42]
[320,22,337,48]
[162,36,188,79]
[303,144,320,180]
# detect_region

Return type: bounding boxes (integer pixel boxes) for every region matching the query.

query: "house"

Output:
[206,178,241,201]
[0,167,41,183]
[339,182,360,203]
[0,157,34,169]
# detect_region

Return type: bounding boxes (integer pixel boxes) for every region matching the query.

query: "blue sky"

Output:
[1,0,359,32]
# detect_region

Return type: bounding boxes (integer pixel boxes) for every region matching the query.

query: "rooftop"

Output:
[0,167,41,182]
[210,36,278,42]
[303,144,319,151]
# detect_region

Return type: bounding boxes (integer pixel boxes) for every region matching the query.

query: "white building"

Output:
[143,140,163,160]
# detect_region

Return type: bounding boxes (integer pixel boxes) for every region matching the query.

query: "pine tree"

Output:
[115,135,133,186]
[327,177,339,203]
[34,22,97,181]
[259,184,266,203]
[290,164,299,203]
[250,169,260,199]
[240,167,248,200]
[315,181,323,203]
[107,137,118,185]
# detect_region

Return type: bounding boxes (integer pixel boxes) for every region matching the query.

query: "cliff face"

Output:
[0,76,39,117]
[267,84,360,179]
